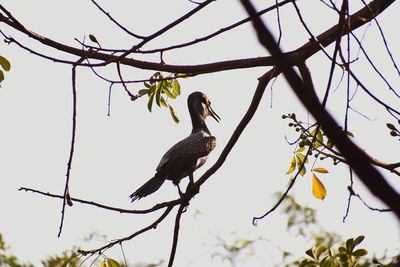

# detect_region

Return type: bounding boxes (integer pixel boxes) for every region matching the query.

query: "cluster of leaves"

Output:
[0,55,11,86]
[283,113,355,201]
[295,236,368,267]
[386,121,400,140]
[139,72,182,123]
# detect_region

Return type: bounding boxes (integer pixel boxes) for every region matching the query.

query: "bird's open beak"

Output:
[208,105,221,122]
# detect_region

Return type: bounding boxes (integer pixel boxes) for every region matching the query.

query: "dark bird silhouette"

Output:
[130,91,220,202]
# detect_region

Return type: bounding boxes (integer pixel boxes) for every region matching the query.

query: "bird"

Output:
[129,91,220,202]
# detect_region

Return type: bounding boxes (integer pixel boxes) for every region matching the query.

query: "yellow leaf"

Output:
[312,167,329,173]
[286,157,296,174]
[312,173,327,200]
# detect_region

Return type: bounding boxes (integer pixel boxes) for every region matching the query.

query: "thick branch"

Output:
[0,1,395,74]
[240,0,400,219]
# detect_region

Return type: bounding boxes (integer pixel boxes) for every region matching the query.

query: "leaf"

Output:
[159,96,168,107]
[172,79,181,97]
[162,86,175,99]
[311,128,324,148]
[346,131,354,137]
[100,259,120,267]
[312,167,329,173]
[0,70,4,83]
[352,249,368,257]
[297,146,305,153]
[144,82,152,88]
[155,82,162,107]
[147,93,154,112]
[296,153,308,176]
[305,248,314,258]
[286,157,296,174]
[327,139,334,149]
[353,235,365,246]
[316,245,327,259]
[346,238,354,251]
[0,55,11,71]
[296,152,309,164]
[138,89,151,96]
[168,105,179,123]
[299,165,306,176]
[312,173,327,200]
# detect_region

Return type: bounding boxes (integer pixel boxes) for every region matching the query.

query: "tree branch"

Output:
[240,0,400,219]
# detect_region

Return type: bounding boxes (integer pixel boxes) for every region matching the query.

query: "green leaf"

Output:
[160,96,168,107]
[305,248,314,258]
[346,238,354,251]
[0,70,4,83]
[311,128,324,148]
[155,82,162,107]
[0,55,11,71]
[296,153,309,164]
[147,93,154,112]
[169,105,179,123]
[346,131,354,137]
[162,86,175,99]
[100,259,120,267]
[327,139,334,149]
[299,165,306,176]
[353,235,365,246]
[173,79,181,97]
[138,89,151,96]
[316,245,327,259]
[144,82,152,88]
[297,146,306,153]
[352,248,368,257]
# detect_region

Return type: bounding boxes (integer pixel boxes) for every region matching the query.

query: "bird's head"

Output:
[188,91,220,123]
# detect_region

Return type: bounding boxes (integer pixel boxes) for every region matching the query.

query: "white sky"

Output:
[0,1,399,266]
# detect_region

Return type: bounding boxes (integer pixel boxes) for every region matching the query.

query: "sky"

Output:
[0,0,399,266]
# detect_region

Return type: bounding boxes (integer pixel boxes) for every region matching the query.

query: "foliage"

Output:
[283,113,341,200]
[0,233,33,267]
[293,235,368,267]
[0,55,11,86]
[138,72,182,123]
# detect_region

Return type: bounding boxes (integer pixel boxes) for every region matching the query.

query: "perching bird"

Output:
[129,91,220,202]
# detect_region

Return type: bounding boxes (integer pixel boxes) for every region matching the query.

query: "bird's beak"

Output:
[208,105,221,122]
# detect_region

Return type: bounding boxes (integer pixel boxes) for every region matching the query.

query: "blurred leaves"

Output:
[140,72,181,123]
[295,235,369,267]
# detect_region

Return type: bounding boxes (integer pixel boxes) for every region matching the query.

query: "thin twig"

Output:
[90,0,145,39]
[167,204,185,267]
[18,186,183,214]
[58,57,85,237]
[78,206,174,255]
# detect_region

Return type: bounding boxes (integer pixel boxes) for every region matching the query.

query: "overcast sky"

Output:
[0,1,399,266]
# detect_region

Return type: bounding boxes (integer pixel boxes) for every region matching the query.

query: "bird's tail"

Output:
[129,174,166,202]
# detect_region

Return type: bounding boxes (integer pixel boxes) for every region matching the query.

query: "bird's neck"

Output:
[191,116,211,135]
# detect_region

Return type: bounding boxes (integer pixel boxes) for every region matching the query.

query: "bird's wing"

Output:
[156,132,216,172]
